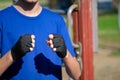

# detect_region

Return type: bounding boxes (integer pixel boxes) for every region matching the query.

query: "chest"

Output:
[3,18,57,36]
[1,17,59,54]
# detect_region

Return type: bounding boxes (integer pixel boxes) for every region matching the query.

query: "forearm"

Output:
[47,34,81,79]
[63,50,81,80]
[0,51,13,76]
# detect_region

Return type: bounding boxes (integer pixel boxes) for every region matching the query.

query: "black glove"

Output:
[11,34,32,61]
[52,34,67,58]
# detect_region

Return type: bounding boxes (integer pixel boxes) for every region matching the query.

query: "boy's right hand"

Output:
[11,34,35,61]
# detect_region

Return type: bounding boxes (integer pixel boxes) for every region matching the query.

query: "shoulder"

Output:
[0,6,15,22]
[0,6,13,15]
[0,6,14,20]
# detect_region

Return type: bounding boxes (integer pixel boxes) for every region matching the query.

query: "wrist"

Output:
[63,50,69,59]
[8,51,14,63]
[63,52,68,59]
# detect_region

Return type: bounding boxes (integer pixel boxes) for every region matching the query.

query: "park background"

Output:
[0,0,120,80]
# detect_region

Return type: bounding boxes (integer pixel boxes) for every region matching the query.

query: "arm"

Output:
[0,51,13,76]
[63,50,81,80]
[0,34,35,76]
[47,34,81,80]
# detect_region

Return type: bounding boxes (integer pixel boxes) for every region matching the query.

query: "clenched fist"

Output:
[11,34,35,61]
[47,34,67,58]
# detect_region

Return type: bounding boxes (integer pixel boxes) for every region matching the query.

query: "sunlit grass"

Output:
[0,0,12,10]
[98,12,120,55]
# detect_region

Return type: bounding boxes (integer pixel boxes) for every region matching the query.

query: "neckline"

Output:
[11,5,43,19]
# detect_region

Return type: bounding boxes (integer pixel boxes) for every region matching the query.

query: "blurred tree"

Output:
[13,0,18,4]
[48,0,75,13]
[113,0,118,11]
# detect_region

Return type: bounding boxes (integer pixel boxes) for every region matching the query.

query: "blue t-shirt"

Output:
[0,6,75,80]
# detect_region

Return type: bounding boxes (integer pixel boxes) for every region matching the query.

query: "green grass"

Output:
[98,13,119,30]
[0,0,12,10]
[98,12,120,41]
[0,0,11,2]
[111,49,120,56]
[98,12,120,55]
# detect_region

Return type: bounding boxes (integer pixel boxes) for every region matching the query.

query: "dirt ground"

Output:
[62,47,120,80]
[94,47,120,80]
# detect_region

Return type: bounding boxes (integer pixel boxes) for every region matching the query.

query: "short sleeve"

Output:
[0,12,2,54]
[57,16,76,57]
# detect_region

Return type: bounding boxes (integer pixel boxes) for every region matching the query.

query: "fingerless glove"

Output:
[52,34,67,58]
[11,34,32,61]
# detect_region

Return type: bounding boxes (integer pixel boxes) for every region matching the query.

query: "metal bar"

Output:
[92,0,98,52]
[67,4,79,48]
[67,3,83,80]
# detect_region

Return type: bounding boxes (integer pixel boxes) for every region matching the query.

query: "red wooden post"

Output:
[72,11,79,43]
[73,0,94,80]
[79,0,93,80]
